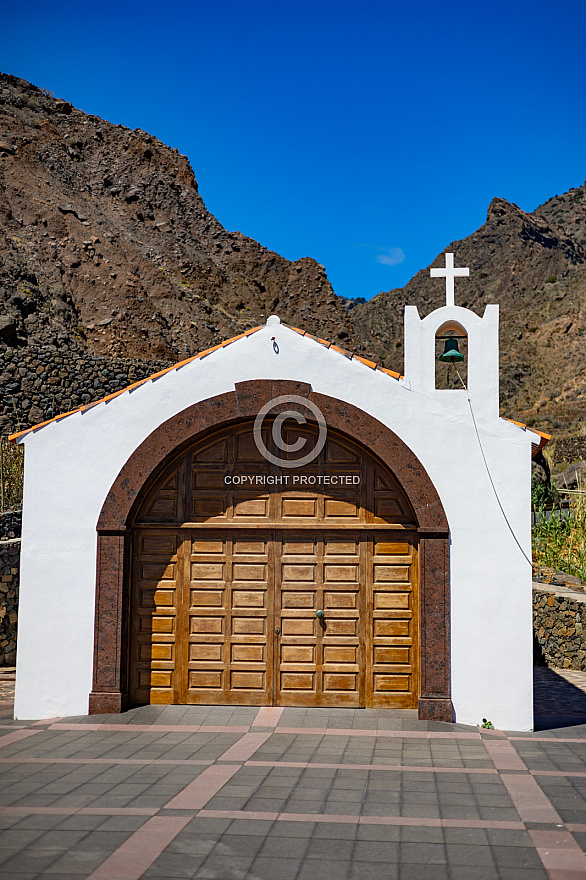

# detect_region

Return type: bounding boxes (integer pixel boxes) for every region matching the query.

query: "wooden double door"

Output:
[131,527,418,708]
[129,420,419,709]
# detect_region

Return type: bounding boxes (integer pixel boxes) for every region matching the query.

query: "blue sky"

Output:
[1,0,585,300]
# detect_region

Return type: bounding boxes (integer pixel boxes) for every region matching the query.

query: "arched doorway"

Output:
[130,420,418,709]
[90,380,451,721]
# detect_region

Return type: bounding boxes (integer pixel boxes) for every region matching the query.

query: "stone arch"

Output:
[90,380,452,721]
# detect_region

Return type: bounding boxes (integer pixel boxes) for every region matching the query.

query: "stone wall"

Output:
[533,585,586,670]
[1,341,170,436]
[0,539,19,666]
[555,437,586,464]
[0,510,21,540]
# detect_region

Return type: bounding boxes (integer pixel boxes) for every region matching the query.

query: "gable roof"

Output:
[7,319,550,449]
[8,321,402,443]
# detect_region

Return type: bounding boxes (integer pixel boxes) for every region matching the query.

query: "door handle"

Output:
[275,627,280,635]
[316,610,325,619]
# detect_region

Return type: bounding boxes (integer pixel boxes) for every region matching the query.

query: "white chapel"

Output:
[11,255,547,730]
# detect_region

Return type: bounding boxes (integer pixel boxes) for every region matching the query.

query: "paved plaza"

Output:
[0,671,586,878]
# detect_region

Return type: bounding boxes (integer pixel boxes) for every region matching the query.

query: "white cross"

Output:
[430,253,469,307]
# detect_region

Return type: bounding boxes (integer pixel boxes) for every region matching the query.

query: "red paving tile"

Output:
[163,763,241,810]
[0,757,214,765]
[197,808,526,830]
[49,722,251,733]
[500,773,562,823]
[217,731,272,762]
[0,728,38,748]
[0,806,158,816]
[246,759,498,774]
[251,706,284,727]
[87,815,190,880]
[483,737,529,771]
[529,829,586,879]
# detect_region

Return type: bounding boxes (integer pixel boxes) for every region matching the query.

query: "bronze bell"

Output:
[438,337,464,363]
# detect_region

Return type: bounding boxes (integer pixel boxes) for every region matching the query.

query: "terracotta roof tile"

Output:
[329,344,353,358]
[352,355,377,369]
[379,366,402,380]
[502,417,551,441]
[502,417,551,456]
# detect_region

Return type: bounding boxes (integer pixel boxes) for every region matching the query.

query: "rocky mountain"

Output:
[0,72,355,366]
[1,71,585,447]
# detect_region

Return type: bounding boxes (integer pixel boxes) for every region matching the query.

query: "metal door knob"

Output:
[275,627,280,635]
[316,610,325,619]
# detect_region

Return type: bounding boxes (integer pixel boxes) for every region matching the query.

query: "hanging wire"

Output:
[453,368,533,567]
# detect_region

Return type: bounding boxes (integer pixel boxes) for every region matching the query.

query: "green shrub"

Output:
[0,440,23,511]
[532,494,586,582]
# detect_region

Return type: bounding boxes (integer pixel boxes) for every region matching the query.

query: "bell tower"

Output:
[402,253,500,420]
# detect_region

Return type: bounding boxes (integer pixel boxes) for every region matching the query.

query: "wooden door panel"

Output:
[276,534,362,707]
[130,529,181,706]
[277,537,320,704]
[370,533,418,709]
[185,531,272,705]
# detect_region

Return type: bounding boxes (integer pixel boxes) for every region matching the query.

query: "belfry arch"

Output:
[90,380,452,721]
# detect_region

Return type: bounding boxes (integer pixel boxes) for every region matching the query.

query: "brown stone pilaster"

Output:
[418,531,453,722]
[89,530,129,714]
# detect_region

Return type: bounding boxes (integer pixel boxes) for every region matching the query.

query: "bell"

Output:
[439,337,464,363]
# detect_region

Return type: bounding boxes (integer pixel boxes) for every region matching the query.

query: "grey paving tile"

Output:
[224,819,274,836]
[33,829,91,850]
[184,817,233,835]
[0,850,62,873]
[491,845,547,868]
[297,859,350,880]
[195,854,254,879]
[143,851,207,878]
[305,836,354,859]
[488,869,548,880]
[260,835,309,858]
[449,867,503,880]
[204,796,250,810]
[356,824,401,841]
[313,822,358,840]
[484,829,533,847]
[267,822,315,838]
[165,836,217,857]
[212,834,265,858]
[0,826,47,848]
[350,863,399,880]
[0,873,37,879]
[399,826,444,843]
[445,843,496,867]
[399,841,446,864]
[5,814,65,830]
[398,865,450,880]
[402,791,439,805]
[326,788,364,802]
[248,857,302,880]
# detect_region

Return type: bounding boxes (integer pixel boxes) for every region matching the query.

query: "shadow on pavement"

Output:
[534,665,586,730]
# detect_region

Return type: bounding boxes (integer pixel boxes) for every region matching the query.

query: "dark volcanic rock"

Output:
[0,73,355,362]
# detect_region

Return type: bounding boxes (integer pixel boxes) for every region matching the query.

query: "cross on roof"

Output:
[430,253,469,307]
